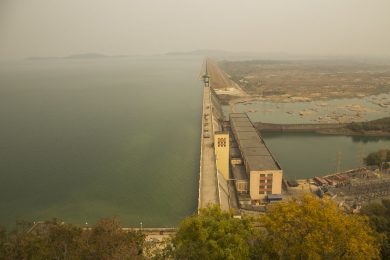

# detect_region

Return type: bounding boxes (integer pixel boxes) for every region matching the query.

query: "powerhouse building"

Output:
[229,113,283,202]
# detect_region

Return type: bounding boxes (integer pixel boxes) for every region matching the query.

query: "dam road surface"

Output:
[198,60,231,211]
[198,82,219,209]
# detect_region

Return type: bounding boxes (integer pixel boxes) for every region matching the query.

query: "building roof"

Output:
[233,126,257,132]
[239,139,263,149]
[215,131,229,135]
[236,131,262,141]
[232,120,253,128]
[230,113,248,118]
[246,155,279,171]
[232,165,248,181]
[242,147,270,156]
[229,113,281,171]
[232,117,252,122]
[230,147,241,158]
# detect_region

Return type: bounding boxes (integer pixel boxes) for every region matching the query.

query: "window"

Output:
[217,137,227,147]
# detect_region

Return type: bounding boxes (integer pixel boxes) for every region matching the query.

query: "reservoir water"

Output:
[0,56,389,228]
[0,56,203,228]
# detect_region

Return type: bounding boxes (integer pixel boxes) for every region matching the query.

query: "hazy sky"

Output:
[1,0,390,60]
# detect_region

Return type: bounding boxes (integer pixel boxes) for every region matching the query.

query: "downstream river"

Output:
[262,133,390,180]
[0,56,389,228]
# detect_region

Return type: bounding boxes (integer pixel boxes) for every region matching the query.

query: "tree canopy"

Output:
[162,205,258,260]
[165,195,380,260]
[0,196,382,259]
[361,199,390,259]
[262,194,379,259]
[364,149,390,169]
[0,218,145,260]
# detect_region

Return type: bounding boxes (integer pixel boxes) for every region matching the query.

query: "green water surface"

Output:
[262,132,390,180]
[0,56,202,228]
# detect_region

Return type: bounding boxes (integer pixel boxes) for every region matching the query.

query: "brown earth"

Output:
[216,59,390,102]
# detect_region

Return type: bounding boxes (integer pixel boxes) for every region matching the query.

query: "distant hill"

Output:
[26,56,58,61]
[26,53,127,61]
[166,49,235,56]
[64,53,109,59]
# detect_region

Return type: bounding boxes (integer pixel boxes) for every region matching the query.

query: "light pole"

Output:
[140,222,143,231]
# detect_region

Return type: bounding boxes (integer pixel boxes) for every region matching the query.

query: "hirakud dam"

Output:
[0,55,389,227]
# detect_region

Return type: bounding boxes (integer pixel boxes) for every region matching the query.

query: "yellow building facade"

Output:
[249,170,283,201]
[214,131,230,180]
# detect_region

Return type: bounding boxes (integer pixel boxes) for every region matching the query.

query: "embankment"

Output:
[254,122,347,132]
[254,122,390,136]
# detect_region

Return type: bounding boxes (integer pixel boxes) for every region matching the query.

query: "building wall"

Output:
[214,132,230,180]
[235,180,249,194]
[249,170,283,201]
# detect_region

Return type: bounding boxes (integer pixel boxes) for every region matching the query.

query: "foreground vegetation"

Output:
[161,195,379,259]
[0,218,145,260]
[362,199,390,260]
[0,195,383,259]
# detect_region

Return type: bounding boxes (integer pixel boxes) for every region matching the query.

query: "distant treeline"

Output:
[365,149,390,169]
[348,117,390,132]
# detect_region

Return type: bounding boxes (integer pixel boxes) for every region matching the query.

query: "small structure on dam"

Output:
[229,113,283,205]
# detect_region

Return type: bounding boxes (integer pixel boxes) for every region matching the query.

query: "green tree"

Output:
[361,199,390,259]
[163,205,259,260]
[44,219,84,259]
[261,194,380,259]
[0,225,8,259]
[83,218,145,260]
[0,218,145,260]
[0,220,50,260]
[365,149,390,169]
[348,122,363,132]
